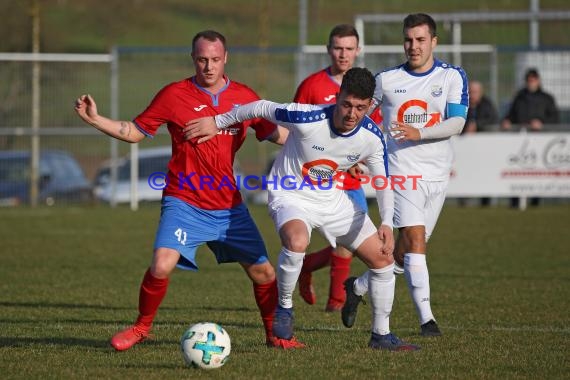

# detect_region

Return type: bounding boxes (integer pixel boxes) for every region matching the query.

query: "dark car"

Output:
[0,150,92,206]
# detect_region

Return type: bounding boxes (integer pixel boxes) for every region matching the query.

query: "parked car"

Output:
[93,146,246,204]
[93,146,171,204]
[0,150,92,206]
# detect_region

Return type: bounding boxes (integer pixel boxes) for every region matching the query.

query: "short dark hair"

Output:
[328,24,359,47]
[525,68,540,80]
[192,30,227,53]
[403,13,437,38]
[339,67,375,100]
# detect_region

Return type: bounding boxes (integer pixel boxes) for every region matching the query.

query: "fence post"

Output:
[110,46,120,208]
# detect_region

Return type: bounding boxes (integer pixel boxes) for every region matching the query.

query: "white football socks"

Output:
[277,247,305,309]
[393,262,405,275]
[369,264,395,336]
[353,270,369,296]
[404,253,435,324]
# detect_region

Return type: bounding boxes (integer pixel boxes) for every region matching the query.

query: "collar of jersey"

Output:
[328,108,362,138]
[404,58,440,77]
[325,66,341,87]
[191,76,231,106]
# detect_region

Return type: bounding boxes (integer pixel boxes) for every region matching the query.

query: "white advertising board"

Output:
[448,133,570,197]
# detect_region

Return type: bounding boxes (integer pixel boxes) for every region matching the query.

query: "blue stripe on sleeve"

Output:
[274,105,334,124]
[453,66,469,107]
[133,120,153,138]
[361,117,389,177]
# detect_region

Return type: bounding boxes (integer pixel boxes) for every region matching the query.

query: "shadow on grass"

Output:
[0,336,109,348]
[0,301,133,311]
[0,318,141,325]
[0,301,255,313]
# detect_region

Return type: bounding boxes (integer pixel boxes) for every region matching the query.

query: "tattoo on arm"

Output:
[119,121,131,137]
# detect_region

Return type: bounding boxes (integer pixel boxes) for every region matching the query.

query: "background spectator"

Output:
[501,68,559,132]
[501,68,560,208]
[463,80,498,134]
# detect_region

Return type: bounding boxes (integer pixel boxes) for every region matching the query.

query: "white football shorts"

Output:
[268,192,377,251]
[393,179,449,241]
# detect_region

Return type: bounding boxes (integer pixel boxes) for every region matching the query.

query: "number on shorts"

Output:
[175,228,187,245]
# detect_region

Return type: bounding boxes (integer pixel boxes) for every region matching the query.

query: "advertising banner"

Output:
[448,133,570,197]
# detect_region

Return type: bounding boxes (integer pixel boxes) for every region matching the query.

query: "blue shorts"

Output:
[346,187,368,212]
[154,196,269,271]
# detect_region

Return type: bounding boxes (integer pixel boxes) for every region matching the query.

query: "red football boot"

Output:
[266,335,306,349]
[110,325,151,351]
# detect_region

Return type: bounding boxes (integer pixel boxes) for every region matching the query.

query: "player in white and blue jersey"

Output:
[342,13,469,338]
[184,67,420,351]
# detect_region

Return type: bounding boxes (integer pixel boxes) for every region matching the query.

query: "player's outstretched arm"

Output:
[184,100,288,144]
[74,94,144,143]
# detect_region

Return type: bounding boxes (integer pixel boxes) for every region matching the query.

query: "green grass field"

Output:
[0,203,569,379]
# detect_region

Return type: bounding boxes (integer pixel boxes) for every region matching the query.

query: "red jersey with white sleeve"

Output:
[294,67,383,124]
[134,76,276,210]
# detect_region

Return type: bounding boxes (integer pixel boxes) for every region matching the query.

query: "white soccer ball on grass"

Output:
[180,322,231,369]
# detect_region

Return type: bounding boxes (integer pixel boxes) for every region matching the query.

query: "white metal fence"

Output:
[1,8,570,209]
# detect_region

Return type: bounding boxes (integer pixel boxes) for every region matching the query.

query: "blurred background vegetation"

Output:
[1,0,569,53]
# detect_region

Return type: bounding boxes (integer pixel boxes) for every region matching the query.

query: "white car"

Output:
[93,146,171,204]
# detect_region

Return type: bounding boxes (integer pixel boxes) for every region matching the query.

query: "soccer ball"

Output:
[180,322,231,369]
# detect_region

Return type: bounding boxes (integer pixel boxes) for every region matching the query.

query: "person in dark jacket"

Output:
[463,80,498,134]
[501,68,559,132]
[501,68,559,208]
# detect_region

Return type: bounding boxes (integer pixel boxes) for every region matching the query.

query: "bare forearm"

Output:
[86,115,145,143]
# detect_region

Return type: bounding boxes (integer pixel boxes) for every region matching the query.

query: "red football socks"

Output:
[302,245,333,273]
[329,254,352,305]
[253,279,278,339]
[135,268,170,329]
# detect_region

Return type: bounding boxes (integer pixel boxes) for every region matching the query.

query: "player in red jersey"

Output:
[74,30,303,350]
[294,24,382,312]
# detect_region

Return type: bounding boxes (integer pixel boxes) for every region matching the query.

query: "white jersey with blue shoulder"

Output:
[215,100,394,224]
[374,58,468,181]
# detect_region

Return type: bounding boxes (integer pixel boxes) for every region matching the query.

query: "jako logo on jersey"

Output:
[312,145,325,151]
[394,89,406,93]
[193,105,208,111]
[324,95,335,102]
[301,159,339,184]
[347,153,361,162]
[397,99,441,127]
[431,85,443,97]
